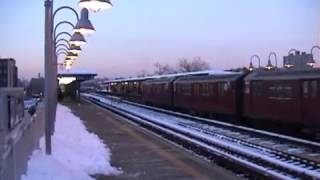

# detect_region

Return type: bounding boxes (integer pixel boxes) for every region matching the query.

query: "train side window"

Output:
[201,83,210,96]
[268,86,276,98]
[283,86,293,98]
[181,84,192,96]
[252,81,263,97]
[303,81,309,98]
[310,80,317,98]
[244,81,250,94]
[209,83,214,96]
[164,83,169,92]
[218,82,225,97]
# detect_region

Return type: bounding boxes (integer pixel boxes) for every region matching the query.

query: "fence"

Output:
[0,88,44,180]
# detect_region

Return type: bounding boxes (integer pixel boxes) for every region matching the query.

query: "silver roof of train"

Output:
[245,68,320,81]
[103,70,241,83]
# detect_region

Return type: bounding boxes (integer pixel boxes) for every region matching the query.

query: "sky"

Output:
[1,0,320,79]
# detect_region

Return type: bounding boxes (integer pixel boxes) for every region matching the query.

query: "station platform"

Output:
[63,99,240,180]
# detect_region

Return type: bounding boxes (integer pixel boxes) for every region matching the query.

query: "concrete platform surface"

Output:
[64,99,240,180]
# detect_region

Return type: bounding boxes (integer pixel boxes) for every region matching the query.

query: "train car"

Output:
[141,77,176,107]
[104,80,124,96]
[105,77,151,101]
[173,72,245,119]
[141,70,232,108]
[244,69,320,131]
[122,77,149,101]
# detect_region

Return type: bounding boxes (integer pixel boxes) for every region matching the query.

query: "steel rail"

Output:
[82,94,320,179]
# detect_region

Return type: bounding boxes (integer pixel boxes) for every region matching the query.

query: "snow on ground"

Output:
[21,104,121,180]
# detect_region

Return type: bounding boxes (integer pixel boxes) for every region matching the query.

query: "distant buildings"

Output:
[283,51,313,70]
[0,58,18,87]
[26,74,44,97]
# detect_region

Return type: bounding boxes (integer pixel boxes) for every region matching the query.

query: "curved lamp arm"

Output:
[56,43,69,50]
[268,52,278,68]
[55,39,70,47]
[311,45,320,55]
[250,55,261,68]
[288,48,298,55]
[54,21,75,38]
[55,31,72,41]
[56,46,68,52]
[56,51,68,56]
[54,6,79,21]
[56,47,68,53]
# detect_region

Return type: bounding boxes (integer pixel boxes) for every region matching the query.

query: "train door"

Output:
[193,83,200,110]
[301,79,319,126]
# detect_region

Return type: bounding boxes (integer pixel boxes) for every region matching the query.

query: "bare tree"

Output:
[153,62,175,75]
[177,57,210,73]
[137,69,148,77]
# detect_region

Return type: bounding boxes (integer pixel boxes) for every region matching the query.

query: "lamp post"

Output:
[308,45,320,68]
[248,55,261,72]
[266,52,278,70]
[44,0,112,155]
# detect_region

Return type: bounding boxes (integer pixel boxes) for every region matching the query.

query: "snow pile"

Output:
[21,104,121,180]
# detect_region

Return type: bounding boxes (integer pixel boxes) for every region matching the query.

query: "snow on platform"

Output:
[21,104,121,180]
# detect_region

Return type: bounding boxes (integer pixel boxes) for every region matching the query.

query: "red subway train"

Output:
[101,69,320,138]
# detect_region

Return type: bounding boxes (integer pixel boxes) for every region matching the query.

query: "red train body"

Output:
[244,70,320,129]
[173,74,244,119]
[100,69,320,135]
[142,77,175,107]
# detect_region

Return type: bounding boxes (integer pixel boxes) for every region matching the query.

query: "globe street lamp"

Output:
[266,52,278,70]
[248,55,261,72]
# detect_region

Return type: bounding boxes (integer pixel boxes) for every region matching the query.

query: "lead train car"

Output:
[244,69,320,132]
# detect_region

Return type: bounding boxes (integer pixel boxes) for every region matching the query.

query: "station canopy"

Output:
[58,68,97,84]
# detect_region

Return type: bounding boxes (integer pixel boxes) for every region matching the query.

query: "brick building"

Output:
[0,58,18,87]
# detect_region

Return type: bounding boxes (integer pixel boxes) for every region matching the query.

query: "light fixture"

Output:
[69,32,86,46]
[266,52,277,71]
[248,62,254,72]
[307,58,315,68]
[266,59,273,70]
[309,45,319,68]
[79,0,113,12]
[68,44,82,54]
[65,57,73,61]
[284,59,294,68]
[248,55,261,72]
[66,52,79,60]
[284,49,297,69]
[65,59,75,65]
[74,8,95,35]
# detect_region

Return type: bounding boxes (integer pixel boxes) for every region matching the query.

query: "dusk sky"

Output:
[1,0,320,79]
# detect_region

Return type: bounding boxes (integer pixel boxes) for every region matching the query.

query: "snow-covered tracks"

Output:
[82,93,320,179]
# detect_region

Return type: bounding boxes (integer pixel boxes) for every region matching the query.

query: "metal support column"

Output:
[44,0,53,155]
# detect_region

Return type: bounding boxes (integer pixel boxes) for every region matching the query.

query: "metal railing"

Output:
[0,88,44,180]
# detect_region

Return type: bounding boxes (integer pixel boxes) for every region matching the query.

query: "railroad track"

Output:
[83,93,320,179]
